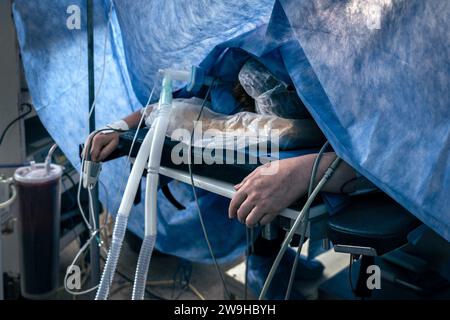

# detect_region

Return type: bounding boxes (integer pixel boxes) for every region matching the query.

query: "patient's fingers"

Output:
[234,169,257,189]
[236,199,255,224]
[90,136,101,162]
[90,134,110,162]
[229,190,247,219]
[83,133,95,159]
[259,213,278,226]
[98,138,117,162]
[245,207,265,227]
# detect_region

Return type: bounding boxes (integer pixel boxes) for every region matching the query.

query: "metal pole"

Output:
[87,0,100,298]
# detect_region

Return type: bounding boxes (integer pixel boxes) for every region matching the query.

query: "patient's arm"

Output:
[86,109,149,162]
[228,153,356,226]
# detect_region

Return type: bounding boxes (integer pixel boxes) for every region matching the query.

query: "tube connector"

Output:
[159,66,215,93]
[158,69,191,82]
[159,77,173,107]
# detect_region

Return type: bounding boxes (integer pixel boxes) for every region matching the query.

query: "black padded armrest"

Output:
[328,193,421,255]
[101,129,322,210]
[103,129,269,185]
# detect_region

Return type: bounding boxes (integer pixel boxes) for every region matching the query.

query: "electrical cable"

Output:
[64,230,100,295]
[62,171,78,210]
[88,1,114,119]
[99,179,109,219]
[308,142,330,197]
[63,171,78,196]
[77,128,126,231]
[87,187,97,231]
[64,2,124,297]
[98,179,112,249]
[91,80,156,268]
[77,159,93,230]
[348,254,355,292]
[340,177,359,194]
[66,126,124,296]
[259,156,342,300]
[77,82,156,240]
[244,226,254,300]
[187,82,232,299]
[93,79,158,300]
[0,103,32,147]
[284,141,329,300]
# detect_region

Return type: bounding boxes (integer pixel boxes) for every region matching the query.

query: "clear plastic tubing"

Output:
[132,77,173,300]
[95,125,155,300]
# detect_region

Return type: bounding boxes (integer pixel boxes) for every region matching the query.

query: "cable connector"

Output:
[323,157,342,180]
[82,160,102,189]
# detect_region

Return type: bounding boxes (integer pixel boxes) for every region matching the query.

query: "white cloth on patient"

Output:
[145,97,324,150]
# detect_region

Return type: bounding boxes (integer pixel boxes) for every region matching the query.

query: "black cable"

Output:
[172,260,193,300]
[244,227,252,300]
[63,171,78,210]
[187,82,232,300]
[63,171,78,192]
[348,254,355,292]
[0,103,32,147]
[161,185,186,210]
[340,177,359,194]
[0,162,31,169]
[115,268,166,301]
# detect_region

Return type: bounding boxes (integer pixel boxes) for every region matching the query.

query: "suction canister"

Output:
[14,163,62,299]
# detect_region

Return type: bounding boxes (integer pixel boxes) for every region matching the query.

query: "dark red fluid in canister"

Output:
[14,164,62,299]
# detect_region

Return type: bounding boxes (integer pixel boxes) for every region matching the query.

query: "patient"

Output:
[88,121,356,225]
[142,96,325,150]
[85,59,360,299]
[86,58,358,227]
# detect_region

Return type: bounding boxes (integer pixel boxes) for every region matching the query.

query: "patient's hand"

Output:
[228,156,313,226]
[83,131,120,162]
[228,153,356,226]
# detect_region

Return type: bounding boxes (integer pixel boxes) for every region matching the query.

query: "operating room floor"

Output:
[57,232,238,300]
[55,224,450,300]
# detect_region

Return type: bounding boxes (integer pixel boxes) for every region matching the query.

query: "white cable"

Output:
[64,230,99,296]
[259,156,342,300]
[88,2,114,119]
[0,180,17,209]
[68,0,115,293]
[77,158,93,230]
[67,1,156,298]
[76,0,115,231]
[87,187,97,231]
[284,141,329,300]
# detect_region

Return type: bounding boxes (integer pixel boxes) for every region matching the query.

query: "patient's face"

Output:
[232,82,255,113]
